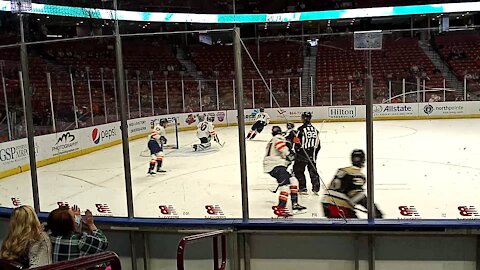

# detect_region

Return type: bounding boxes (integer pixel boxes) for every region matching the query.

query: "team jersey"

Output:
[254,112,270,124]
[322,166,366,208]
[263,134,291,172]
[296,123,319,149]
[283,128,297,151]
[295,123,320,160]
[197,120,215,139]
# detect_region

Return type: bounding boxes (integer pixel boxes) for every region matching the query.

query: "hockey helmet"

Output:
[197,113,206,122]
[271,126,282,136]
[159,118,168,126]
[207,114,215,122]
[301,111,312,123]
[351,149,366,167]
[286,122,295,130]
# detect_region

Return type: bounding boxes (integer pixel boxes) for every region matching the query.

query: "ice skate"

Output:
[292,203,307,211]
[272,206,292,218]
[157,168,167,173]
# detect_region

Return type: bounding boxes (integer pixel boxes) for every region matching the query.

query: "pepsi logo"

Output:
[92,128,100,144]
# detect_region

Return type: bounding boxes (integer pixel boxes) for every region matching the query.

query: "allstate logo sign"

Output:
[373,105,383,114]
[373,104,414,116]
[424,104,434,115]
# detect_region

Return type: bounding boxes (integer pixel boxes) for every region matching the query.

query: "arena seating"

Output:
[434,33,480,93]
[189,40,303,108]
[316,37,445,105]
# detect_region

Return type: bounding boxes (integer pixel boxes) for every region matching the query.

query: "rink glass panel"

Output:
[0,22,35,209]
[0,8,479,223]
[123,27,244,219]
[30,14,129,217]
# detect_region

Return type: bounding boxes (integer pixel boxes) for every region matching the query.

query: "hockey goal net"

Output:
[140,117,179,157]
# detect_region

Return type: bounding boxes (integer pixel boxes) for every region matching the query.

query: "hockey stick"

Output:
[269,185,280,193]
[269,178,290,193]
[354,207,368,214]
[213,134,225,147]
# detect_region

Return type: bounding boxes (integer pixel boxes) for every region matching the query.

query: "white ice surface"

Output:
[1,119,479,220]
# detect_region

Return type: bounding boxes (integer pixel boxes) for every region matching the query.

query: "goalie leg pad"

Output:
[193,142,212,151]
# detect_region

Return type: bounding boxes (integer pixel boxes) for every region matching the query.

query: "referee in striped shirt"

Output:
[293,112,321,195]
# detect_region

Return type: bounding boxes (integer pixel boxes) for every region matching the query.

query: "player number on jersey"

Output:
[305,131,317,139]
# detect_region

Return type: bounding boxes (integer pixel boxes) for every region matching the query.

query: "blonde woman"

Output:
[0,205,52,268]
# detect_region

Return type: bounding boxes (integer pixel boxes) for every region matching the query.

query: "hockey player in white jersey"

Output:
[264,126,306,217]
[193,114,222,151]
[246,108,270,140]
[147,132,166,174]
[152,119,168,145]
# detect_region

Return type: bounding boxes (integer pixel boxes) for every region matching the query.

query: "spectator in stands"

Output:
[410,65,419,75]
[429,94,441,102]
[47,205,108,263]
[0,205,52,268]
[353,70,362,85]
[420,69,430,81]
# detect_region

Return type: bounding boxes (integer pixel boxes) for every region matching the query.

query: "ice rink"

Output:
[1,118,479,220]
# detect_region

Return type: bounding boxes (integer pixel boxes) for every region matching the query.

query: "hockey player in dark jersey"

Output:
[147,132,166,175]
[293,112,321,195]
[322,149,383,218]
[283,122,298,153]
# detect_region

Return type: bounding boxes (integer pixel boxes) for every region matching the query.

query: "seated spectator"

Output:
[47,206,108,263]
[410,65,419,75]
[420,70,430,81]
[0,205,52,268]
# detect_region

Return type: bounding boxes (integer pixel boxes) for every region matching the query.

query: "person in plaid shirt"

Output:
[47,206,108,263]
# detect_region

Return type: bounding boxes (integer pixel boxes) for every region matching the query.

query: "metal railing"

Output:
[0,252,121,270]
[177,230,228,270]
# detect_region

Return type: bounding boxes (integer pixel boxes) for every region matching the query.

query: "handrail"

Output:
[177,230,228,270]
[34,251,121,270]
